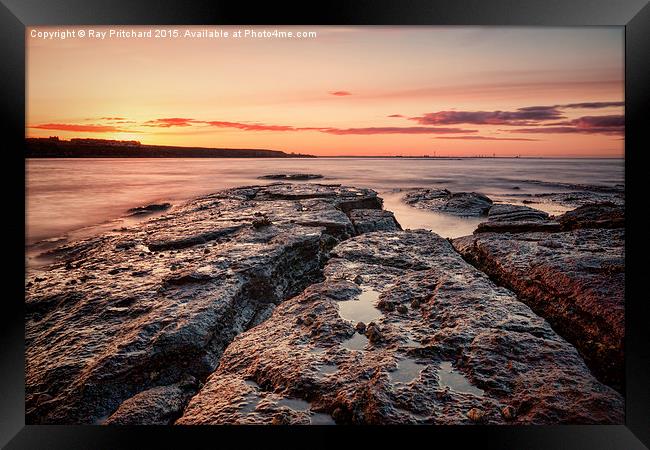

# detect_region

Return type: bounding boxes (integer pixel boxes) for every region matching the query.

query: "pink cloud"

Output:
[329,91,352,96]
[408,102,623,127]
[205,121,475,135]
[320,126,477,135]
[29,123,131,133]
[205,121,305,132]
[411,106,564,126]
[560,101,624,109]
[512,115,624,135]
[144,118,198,127]
[436,135,540,141]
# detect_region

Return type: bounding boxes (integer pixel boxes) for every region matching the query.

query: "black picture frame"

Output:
[1,0,648,448]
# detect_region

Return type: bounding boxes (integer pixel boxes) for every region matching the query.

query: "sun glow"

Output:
[27,26,624,157]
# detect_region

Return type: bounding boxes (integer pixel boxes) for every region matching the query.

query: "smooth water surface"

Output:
[26,157,623,247]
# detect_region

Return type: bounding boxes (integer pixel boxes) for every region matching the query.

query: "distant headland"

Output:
[25,137,315,158]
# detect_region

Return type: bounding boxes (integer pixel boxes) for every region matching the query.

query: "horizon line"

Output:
[24,136,623,159]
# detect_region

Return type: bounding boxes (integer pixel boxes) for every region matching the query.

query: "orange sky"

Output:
[26,26,624,157]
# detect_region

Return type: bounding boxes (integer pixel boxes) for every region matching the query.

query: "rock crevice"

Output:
[453,202,625,392]
[25,183,399,424]
[177,230,623,425]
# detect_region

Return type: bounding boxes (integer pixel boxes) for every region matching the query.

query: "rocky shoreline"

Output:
[454,203,625,392]
[25,182,625,425]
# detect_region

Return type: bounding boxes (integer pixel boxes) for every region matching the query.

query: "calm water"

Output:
[26,157,624,249]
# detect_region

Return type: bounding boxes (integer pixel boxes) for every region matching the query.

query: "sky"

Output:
[26,26,624,157]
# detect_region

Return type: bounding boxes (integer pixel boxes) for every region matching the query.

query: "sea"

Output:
[26,157,624,262]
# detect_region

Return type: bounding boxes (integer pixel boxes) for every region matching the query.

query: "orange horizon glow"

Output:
[26,26,624,157]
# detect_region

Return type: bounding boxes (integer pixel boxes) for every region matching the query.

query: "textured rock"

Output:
[349,209,402,234]
[105,375,198,425]
[557,202,624,231]
[404,189,493,217]
[486,204,550,223]
[259,173,324,181]
[25,183,388,424]
[177,231,623,425]
[453,203,624,391]
[127,203,172,216]
[519,191,624,208]
[518,180,624,195]
[475,204,559,233]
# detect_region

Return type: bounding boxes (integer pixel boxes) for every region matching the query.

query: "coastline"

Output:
[25,181,625,425]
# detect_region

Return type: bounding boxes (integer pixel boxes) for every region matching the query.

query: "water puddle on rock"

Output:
[337,288,382,324]
[341,333,368,351]
[389,358,425,384]
[278,397,336,425]
[437,361,484,397]
[238,393,260,414]
[310,412,336,425]
[238,380,262,413]
[318,363,338,376]
[278,398,310,411]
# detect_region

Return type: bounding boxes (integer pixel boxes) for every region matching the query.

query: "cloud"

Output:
[436,135,540,141]
[83,117,135,124]
[320,126,477,135]
[560,101,624,109]
[570,115,624,128]
[330,91,352,96]
[29,123,131,133]
[510,115,624,135]
[387,114,404,118]
[144,118,198,127]
[204,120,475,135]
[410,106,564,126]
[205,121,304,132]
[34,117,475,136]
[409,101,623,129]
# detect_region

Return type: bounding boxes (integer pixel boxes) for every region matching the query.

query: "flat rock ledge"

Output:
[177,230,622,425]
[259,173,324,181]
[453,202,625,391]
[475,204,559,233]
[127,202,172,216]
[25,183,398,425]
[530,191,625,208]
[404,189,493,217]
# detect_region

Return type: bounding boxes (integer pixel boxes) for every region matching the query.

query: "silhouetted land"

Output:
[25,138,315,158]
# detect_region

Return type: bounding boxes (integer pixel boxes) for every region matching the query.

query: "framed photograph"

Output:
[2,0,648,448]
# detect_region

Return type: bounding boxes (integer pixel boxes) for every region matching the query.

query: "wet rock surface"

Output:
[259,173,324,181]
[177,230,622,425]
[349,209,402,234]
[515,190,624,209]
[519,180,624,195]
[105,375,198,425]
[557,202,624,231]
[475,204,560,233]
[453,202,625,391]
[25,183,390,424]
[404,189,493,217]
[127,202,172,216]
